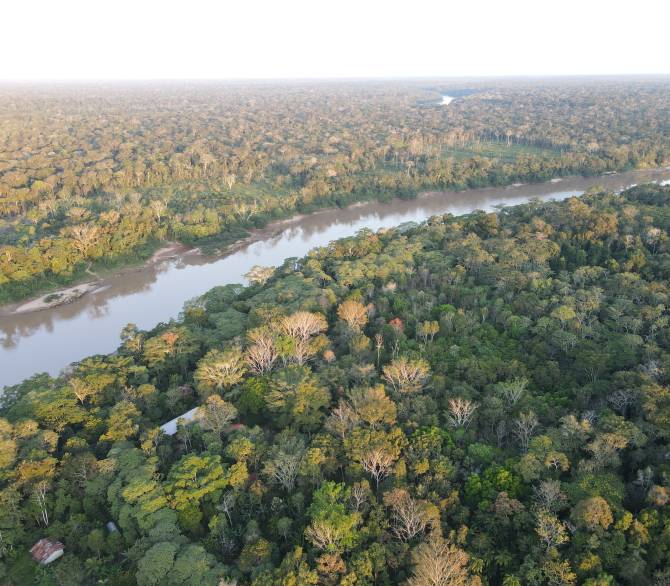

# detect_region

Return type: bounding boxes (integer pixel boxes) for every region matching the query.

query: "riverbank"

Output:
[0,242,192,317]
[2,159,667,312]
[0,200,387,317]
[2,166,669,319]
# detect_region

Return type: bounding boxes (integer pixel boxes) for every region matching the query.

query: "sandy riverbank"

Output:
[10,282,101,314]
[0,242,192,317]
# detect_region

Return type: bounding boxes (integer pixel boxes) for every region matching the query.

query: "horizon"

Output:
[2,73,670,85]
[3,0,669,81]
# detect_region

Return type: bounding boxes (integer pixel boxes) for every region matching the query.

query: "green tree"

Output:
[194,346,247,397]
[266,365,330,430]
[305,482,361,553]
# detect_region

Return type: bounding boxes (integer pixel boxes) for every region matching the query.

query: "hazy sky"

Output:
[3,0,669,80]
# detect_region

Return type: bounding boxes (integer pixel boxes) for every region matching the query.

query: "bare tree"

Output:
[496,378,527,408]
[217,491,236,526]
[69,377,94,405]
[608,389,637,417]
[514,411,539,452]
[384,488,432,541]
[149,199,167,222]
[69,224,101,256]
[533,480,567,513]
[279,311,328,341]
[446,398,478,429]
[360,447,396,490]
[350,481,371,512]
[535,510,569,551]
[275,311,328,365]
[245,328,278,374]
[325,402,360,440]
[417,321,440,345]
[382,356,430,394]
[291,338,319,366]
[305,521,339,551]
[496,421,507,448]
[407,536,471,586]
[224,173,236,190]
[263,438,305,492]
[375,333,384,367]
[33,480,50,527]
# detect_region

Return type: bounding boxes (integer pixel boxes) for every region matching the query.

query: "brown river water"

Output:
[2,167,670,388]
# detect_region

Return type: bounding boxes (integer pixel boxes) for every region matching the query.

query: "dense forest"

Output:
[1,78,670,303]
[2,182,670,584]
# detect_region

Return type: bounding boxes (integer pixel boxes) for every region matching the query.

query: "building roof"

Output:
[159,406,201,436]
[30,538,64,564]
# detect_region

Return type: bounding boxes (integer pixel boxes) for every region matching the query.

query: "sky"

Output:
[2,0,669,80]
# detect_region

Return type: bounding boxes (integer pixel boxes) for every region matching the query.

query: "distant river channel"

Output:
[2,167,670,388]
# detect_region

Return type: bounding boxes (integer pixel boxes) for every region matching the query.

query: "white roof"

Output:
[159,406,201,436]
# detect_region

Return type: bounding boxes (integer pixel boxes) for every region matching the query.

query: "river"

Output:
[2,167,670,388]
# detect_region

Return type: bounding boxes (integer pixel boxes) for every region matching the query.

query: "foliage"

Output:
[2,79,670,302]
[3,183,670,583]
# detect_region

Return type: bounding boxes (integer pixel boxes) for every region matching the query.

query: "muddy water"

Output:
[2,167,670,388]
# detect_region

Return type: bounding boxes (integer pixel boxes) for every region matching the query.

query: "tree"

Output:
[382,356,431,394]
[266,365,330,430]
[201,395,238,435]
[100,400,141,442]
[535,511,569,551]
[407,536,472,586]
[551,305,577,329]
[143,327,199,374]
[514,411,539,452]
[245,327,278,374]
[571,496,613,531]
[68,377,96,405]
[447,398,478,429]
[194,347,247,396]
[305,482,361,553]
[337,299,368,331]
[136,542,178,586]
[245,265,275,286]
[349,384,397,428]
[165,453,228,512]
[263,434,305,492]
[169,544,226,585]
[0,420,16,471]
[384,488,434,541]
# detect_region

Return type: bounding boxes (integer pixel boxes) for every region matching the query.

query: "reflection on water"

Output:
[2,167,670,387]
